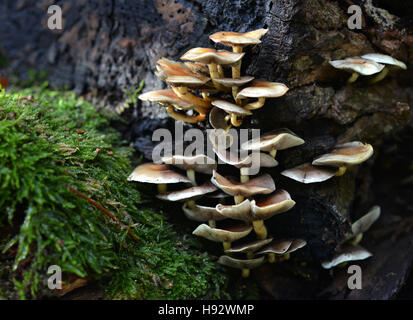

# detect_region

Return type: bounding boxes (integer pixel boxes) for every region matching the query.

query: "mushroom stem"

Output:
[349,233,363,245]
[208,219,216,228]
[157,184,167,194]
[232,86,241,105]
[335,166,347,176]
[223,241,231,251]
[269,149,277,158]
[241,268,250,278]
[246,251,254,259]
[172,86,210,112]
[240,167,249,183]
[368,66,389,84]
[234,195,245,205]
[166,106,206,123]
[230,114,243,127]
[268,253,276,263]
[231,45,243,80]
[217,64,225,78]
[244,97,266,110]
[208,63,229,92]
[347,72,359,84]
[202,91,211,103]
[252,220,267,239]
[187,200,196,209]
[186,169,197,186]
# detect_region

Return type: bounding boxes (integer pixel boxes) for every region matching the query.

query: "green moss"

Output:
[0,85,229,299]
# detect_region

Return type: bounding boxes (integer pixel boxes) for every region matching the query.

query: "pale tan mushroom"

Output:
[156,181,218,202]
[321,245,372,269]
[257,239,307,263]
[211,99,252,127]
[214,76,254,103]
[361,53,407,83]
[182,202,226,228]
[218,255,266,278]
[225,238,273,258]
[280,163,338,184]
[329,57,384,83]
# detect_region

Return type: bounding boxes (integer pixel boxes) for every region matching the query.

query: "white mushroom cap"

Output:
[312,141,373,167]
[193,223,253,242]
[182,202,226,222]
[156,182,218,202]
[211,171,275,197]
[218,255,266,270]
[211,100,252,116]
[161,154,217,174]
[209,29,268,47]
[329,58,385,75]
[225,238,273,254]
[349,205,381,240]
[181,48,245,65]
[213,147,278,169]
[361,53,407,70]
[280,163,338,184]
[241,129,305,152]
[236,80,289,99]
[321,245,372,269]
[257,239,307,255]
[214,76,255,87]
[215,199,252,221]
[139,89,195,109]
[250,190,296,220]
[127,163,192,184]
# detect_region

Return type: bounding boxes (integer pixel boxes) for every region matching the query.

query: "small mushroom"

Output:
[236,80,289,110]
[218,255,266,278]
[156,181,218,202]
[225,238,273,258]
[257,239,307,263]
[280,163,339,184]
[209,107,230,130]
[127,163,191,194]
[193,223,253,251]
[361,53,407,83]
[162,154,217,185]
[211,170,275,205]
[345,205,381,245]
[312,141,373,176]
[211,99,252,127]
[241,129,304,158]
[214,76,255,103]
[182,202,226,228]
[321,245,372,269]
[328,57,385,83]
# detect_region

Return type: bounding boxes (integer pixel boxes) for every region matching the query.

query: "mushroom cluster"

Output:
[329,53,407,84]
[139,29,289,127]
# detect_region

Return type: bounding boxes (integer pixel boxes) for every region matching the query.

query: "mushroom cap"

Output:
[257,239,307,255]
[236,80,289,99]
[329,58,385,75]
[241,129,305,152]
[184,62,210,76]
[156,58,210,86]
[215,199,252,221]
[321,245,372,269]
[225,238,273,254]
[280,163,338,184]
[213,147,278,169]
[208,128,234,149]
[349,205,381,240]
[361,53,407,70]
[156,181,218,202]
[211,100,252,116]
[139,89,195,110]
[209,107,229,130]
[161,154,217,174]
[214,76,255,87]
[211,171,275,197]
[312,141,373,167]
[250,190,296,220]
[192,223,253,242]
[182,202,226,222]
[218,255,266,270]
[209,29,268,47]
[127,163,192,184]
[181,48,245,65]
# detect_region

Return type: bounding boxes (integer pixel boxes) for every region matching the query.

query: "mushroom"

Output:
[193,223,253,251]
[180,48,244,91]
[211,170,275,205]
[214,76,254,103]
[345,205,381,245]
[241,129,305,158]
[127,163,192,194]
[312,141,374,176]
[321,245,372,269]
[161,154,217,185]
[236,80,289,110]
[218,255,266,278]
[328,57,385,83]
[156,181,218,202]
[211,99,252,127]
[280,163,339,184]
[209,29,268,79]
[361,53,407,83]
[225,238,273,258]
[182,202,226,228]
[208,128,234,150]
[257,239,307,263]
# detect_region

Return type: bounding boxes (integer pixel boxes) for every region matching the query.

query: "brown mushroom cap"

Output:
[241,129,305,152]
[218,255,266,270]
[329,58,384,75]
[192,223,253,242]
[236,80,289,99]
[156,58,210,86]
[127,163,192,184]
[215,199,252,221]
[182,202,226,222]
[161,154,217,174]
[209,29,268,47]
[214,76,255,87]
[139,89,195,109]
[312,141,373,167]
[280,163,338,184]
[209,107,230,130]
[250,190,296,220]
[257,239,307,255]
[225,238,273,254]
[156,181,218,202]
[361,53,407,70]
[211,100,252,116]
[321,245,372,269]
[181,48,245,65]
[211,171,275,197]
